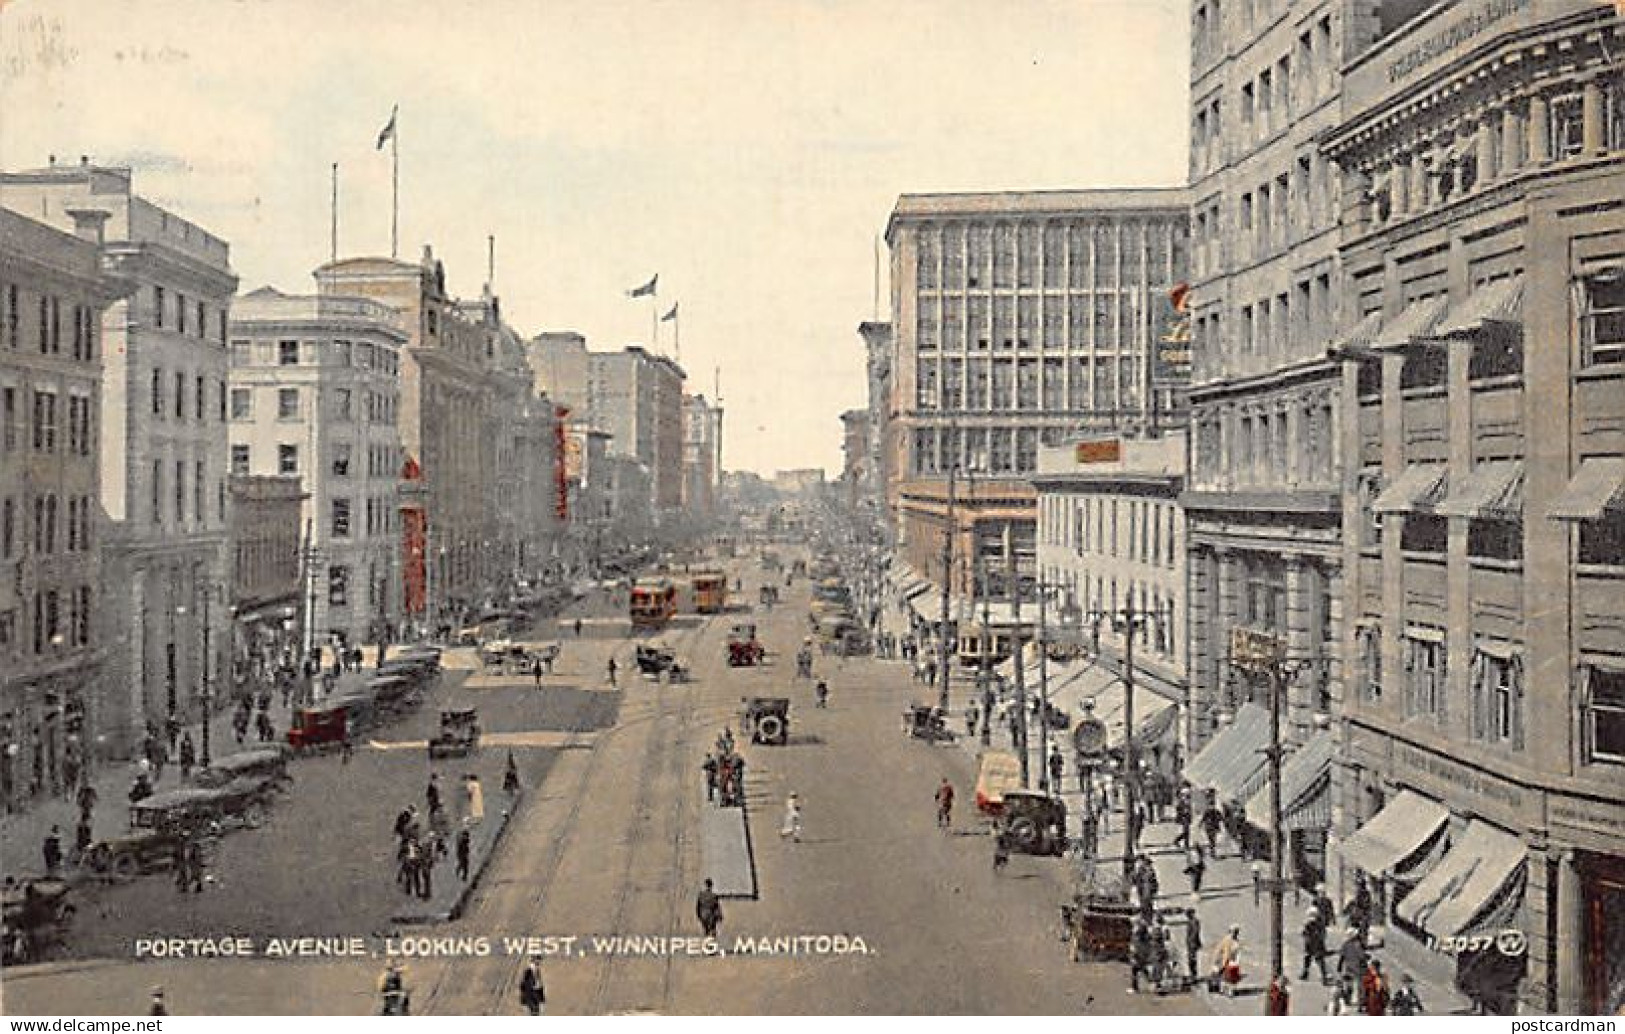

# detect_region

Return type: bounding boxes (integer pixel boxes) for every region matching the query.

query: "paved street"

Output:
[3,558,1203,1014]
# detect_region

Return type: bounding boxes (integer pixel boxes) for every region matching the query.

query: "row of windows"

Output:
[0,283,99,362]
[328,494,399,539]
[1041,564,1179,662]
[0,386,94,457]
[150,367,228,424]
[916,289,1165,353]
[913,221,1187,293]
[1192,395,1337,488]
[233,535,300,594]
[228,338,400,375]
[0,586,94,658]
[227,385,398,425]
[1042,495,1179,571]
[915,356,1147,415]
[151,285,226,344]
[148,458,222,528]
[910,425,1060,476]
[0,493,95,560]
[229,443,301,476]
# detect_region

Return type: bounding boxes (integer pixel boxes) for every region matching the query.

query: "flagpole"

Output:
[651,294,658,352]
[331,162,339,264]
[673,308,681,364]
[391,112,400,260]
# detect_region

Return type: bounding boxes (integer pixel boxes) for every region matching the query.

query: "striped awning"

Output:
[1429,276,1524,339]
[1334,309,1385,354]
[1243,729,1334,831]
[1395,819,1528,940]
[1183,702,1270,803]
[1372,296,1450,351]
[1339,789,1449,877]
[1435,461,1523,519]
[1372,464,1448,515]
[1548,457,1625,521]
[1088,681,1180,751]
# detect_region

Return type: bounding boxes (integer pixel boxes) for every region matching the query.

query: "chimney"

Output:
[65,208,110,246]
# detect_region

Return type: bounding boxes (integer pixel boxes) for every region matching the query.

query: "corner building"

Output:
[1324,0,1625,1014]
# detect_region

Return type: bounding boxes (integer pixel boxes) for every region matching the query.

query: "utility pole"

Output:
[1037,580,1051,792]
[1007,524,1028,789]
[979,546,993,746]
[936,440,957,715]
[1083,587,1163,882]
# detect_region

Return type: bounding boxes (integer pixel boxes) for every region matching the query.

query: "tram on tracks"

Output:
[629,578,679,628]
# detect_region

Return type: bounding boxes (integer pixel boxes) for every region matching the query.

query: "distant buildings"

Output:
[0,204,129,804]
[226,474,304,687]
[838,408,872,512]
[587,346,687,520]
[683,393,721,520]
[2,161,238,759]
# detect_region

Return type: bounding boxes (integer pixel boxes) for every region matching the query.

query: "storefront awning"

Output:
[1334,309,1385,354]
[1435,460,1523,519]
[1372,296,1450,351]
[1428,276,1525,339]
[1372,464,1448,515]
[1339,789,1449,877]
[1548,457,1625,521]
[1395,818,1528,940]
[1243,729,1334,831]
[1079,679,1179,751]
[908,589,946,620]
[1183,702,1270,802]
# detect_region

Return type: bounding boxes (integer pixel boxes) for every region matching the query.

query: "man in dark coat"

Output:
[1184,909,1203,985]
[696,878,723,938]
[1174,789,1193,849]
[518,957,545,1015]
[178,733,197,779]
[1300,906,1329,983]
[702,754,719,802]
[1337,928,1367,1004]
[1201,801,1224,857]
[455,827,472,881]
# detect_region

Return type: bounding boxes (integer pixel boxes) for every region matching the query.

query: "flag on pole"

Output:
[661,302,679,322]
[376,106,398,150]
[627,274,658,298]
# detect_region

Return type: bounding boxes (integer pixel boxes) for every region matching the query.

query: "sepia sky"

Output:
[0,0,1188,475]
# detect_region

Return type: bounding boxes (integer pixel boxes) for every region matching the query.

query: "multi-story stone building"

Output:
[588,347,686,524]
[885,190,1188,602]
[683,393,720,520]
[0,205,128,805]
[313,248,495,624]
[1324,0,1625,1014]
[2,162,238,758]
[527,330,590,419]
[228,286,406,651]
[839,408,872,513]
[226,474,305,689]
[859,320,895,534]
[1033,431,1188,744]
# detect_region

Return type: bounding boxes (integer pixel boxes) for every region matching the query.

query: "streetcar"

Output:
[629,578,679,627]
[690,571,728,614]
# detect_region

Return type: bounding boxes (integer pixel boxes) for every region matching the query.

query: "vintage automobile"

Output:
[974,750,1023,815]
[367,673,421,714]
[427,708,481,759]
[742,697,790,745]
[902,703,953,743]
[726,623,765,667]
[2,877,74,964]
[87,782,267,877]
[635,643,678,676]
[998,790,1069,857]
[189,746,293,792]
[286,693,375,752]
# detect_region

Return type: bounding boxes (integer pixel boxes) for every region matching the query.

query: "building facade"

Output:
[1324,0,1625,1014]
[2,163,238,758]
[839,407,872,512]
[682,393,720,520]
[588,347,686,524]
[886,190,1189,601]
[527,330,590,419]
[313,248,495,624]
[0,206,127,805]
[858,320,895,534]
[226,474,305,690]
[227,287,406,651]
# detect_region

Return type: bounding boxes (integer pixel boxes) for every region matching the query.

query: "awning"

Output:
[1183,702,1270,802]
[1372,296,1450,351]
[1372,464,1448,515]
[902,580,934,600]
[1088,681,1179,751]
[1334,309,1385,354]
[1244,729,1334,831]
[1395,819,1528,940]
[1428,276,1525,339]
[1338,789,1449,877]
[908,590,947,620]
[1548,457,1625,521]
[1435,460,1523,519]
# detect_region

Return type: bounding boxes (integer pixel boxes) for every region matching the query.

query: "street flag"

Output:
[661,302,679,322]
[376,106,398,150]
[627,274,658,298]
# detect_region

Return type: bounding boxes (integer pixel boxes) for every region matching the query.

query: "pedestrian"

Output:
[1047,747,1064,792]
[1174,789,1193,849]
[341,734,355,765]
[1128,917,1152,994]
[398,838,419,894]
[183,839,205,893]
[1390,973,1423,1016]
[1202,801,1223,858]
[149,987,168,1017]
[42,825,62,874]
[533,658,544,689]
[574,617,583,637]
[935,778,955,829]
[426,773,442,815]
[233,709,249,746]
[696,878,723,937]
[129,772,153,803]
[255,710,273,743]
[814,678,829,708]
[1266,974,1291,1016]
[378,961,409,1015]
[456,825,471,881]
[1337,927,1366,1003]
[1212,924,1243,996]
[1349,874,1375,943]
[75,818,93,858]
[780,792,802,842]
[464,773,485,824]
[518,956,546,1016]
[992,831,1010,872]
[165,713,181,753]
[606,656,617,686]
[77,783,98,823]
[394,805,416,842]
[1184,846,1207,895]
[1313,885,1336,935]
[1300,906,1329,983]
[1360,958,1390,1016]
[702,753,719,802]
[504,752,521,795]
[1184,909,1202,987]
[414,841,433,900]
[1150,916,1172,991]
[179,732,197,779]
[964,705,979,739]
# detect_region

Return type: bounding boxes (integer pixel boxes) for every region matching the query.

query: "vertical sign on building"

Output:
[554,406,571,521]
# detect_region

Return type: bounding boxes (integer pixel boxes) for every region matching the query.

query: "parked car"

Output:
[743,697,790,745]
[87,781,271,878]
[189,746,292,792]
[428,708,481,759]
